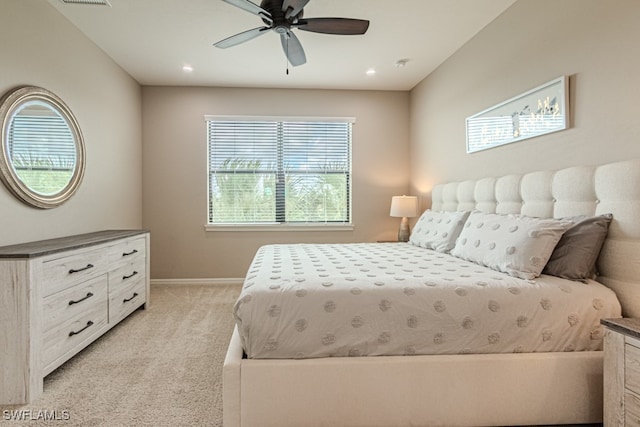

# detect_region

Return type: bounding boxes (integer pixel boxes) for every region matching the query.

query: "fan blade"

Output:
[222,0,273,25]
[296,18,369,35]
[214,26,270,49]
[282,0,310,20]
[280,30,306,66]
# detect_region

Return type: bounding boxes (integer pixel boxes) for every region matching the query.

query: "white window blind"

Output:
[207,117,353,226]
[9,114,77,171]
[8,112,77,196]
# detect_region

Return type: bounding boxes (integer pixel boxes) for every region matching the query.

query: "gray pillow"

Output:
[542,213,613,281]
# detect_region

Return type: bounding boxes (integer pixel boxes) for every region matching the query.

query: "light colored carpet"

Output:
[0,284,241,427]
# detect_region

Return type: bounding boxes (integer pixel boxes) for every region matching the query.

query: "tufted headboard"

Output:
[431,158,640,318]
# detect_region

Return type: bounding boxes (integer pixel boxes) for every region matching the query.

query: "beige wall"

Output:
[410,0,640,207]
[0,0,143,246]
[142,87,410,279]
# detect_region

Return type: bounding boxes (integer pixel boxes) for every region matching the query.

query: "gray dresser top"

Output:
[601,318,640,340]
[0,230,148,259]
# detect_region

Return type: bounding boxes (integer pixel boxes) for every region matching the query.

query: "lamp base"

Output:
[398,217,410,242]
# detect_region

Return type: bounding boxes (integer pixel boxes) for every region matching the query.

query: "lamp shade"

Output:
[390,195,418,218]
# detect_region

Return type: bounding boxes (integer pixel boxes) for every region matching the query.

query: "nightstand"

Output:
[602,318,640,426]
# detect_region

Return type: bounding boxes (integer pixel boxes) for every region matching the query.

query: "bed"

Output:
[223,158,640,427]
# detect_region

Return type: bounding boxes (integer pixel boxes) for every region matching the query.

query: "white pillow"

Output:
[409,210,470,253]
[450,211,572,280]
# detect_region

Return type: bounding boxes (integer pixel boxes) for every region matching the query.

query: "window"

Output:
[206,116,353,229]
[9,109,77,195]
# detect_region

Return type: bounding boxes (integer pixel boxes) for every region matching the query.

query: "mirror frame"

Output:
[0,86,85,209]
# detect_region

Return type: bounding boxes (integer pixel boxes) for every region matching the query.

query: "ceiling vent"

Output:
[59,0,112,6]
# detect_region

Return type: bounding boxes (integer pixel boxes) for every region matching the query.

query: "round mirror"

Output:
[0,86,85,208]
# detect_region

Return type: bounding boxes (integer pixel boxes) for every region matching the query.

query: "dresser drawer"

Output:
[42,299,108,370]
[626,343,640,395]
[108,237,146,269]
[625,390,640,426]
[109,258,145,295]
[41,248,108,297]
[42,274,108,332]
[109,280,145,324]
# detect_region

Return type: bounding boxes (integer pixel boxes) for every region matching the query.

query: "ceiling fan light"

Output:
[216,0,369,67]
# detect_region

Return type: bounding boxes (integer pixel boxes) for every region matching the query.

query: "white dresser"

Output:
[0,230,150,405]
[603,318,640,426]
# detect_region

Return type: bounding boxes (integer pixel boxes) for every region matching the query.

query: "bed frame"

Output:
[223,158,640,426]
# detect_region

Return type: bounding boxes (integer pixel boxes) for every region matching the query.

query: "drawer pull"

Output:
[68,264,94,274]
[122,249,138,257]
[122,270,138,280]
[123,271,139,280]
[123,292,139,303]
[68,292,94,306]
[69,320,94,337]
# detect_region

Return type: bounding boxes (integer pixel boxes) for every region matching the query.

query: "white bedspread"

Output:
[234,243,621,359]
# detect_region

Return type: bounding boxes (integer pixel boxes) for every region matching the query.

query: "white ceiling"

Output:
[48,0,516,91]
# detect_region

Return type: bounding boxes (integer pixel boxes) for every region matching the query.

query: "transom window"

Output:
[206,116,353,228]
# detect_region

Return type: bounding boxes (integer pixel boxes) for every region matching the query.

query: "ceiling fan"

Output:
[214,0,370,67]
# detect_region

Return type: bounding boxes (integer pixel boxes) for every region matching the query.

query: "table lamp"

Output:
[390,195,418,242]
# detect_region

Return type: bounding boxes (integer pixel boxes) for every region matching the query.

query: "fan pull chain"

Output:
[285,36,290,75]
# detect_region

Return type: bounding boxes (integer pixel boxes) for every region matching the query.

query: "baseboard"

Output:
[151,278,244,286]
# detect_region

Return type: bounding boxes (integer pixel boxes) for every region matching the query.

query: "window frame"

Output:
[204,115,355,232]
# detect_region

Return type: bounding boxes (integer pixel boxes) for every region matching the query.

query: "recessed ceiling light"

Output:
[182,65,194,73]
[366,68,376,76]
